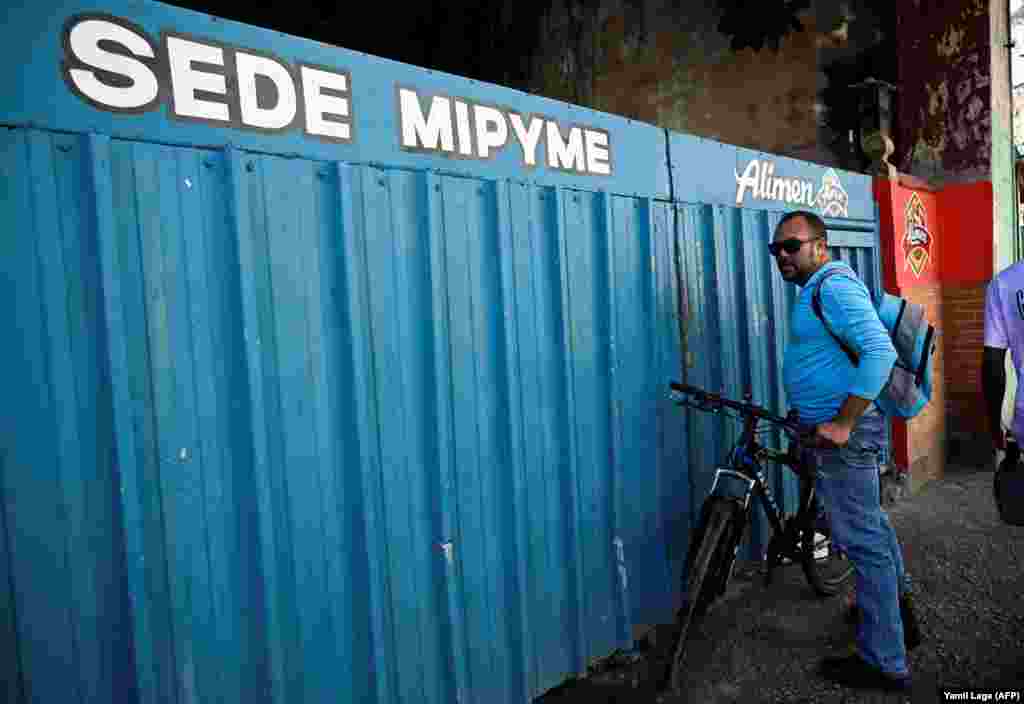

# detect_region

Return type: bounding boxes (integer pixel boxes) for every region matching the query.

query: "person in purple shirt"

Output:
[771,210,920,692]
[982,260,1024,463]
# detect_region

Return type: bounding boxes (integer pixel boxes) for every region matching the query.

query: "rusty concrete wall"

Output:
[525,0,883,167]
[895,0,992,183]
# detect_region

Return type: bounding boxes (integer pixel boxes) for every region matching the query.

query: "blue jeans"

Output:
[810,408,909,676]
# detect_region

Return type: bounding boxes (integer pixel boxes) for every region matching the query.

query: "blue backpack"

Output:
[811,269,936,419]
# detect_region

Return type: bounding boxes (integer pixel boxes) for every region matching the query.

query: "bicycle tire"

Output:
[800,500,854,596]
[669,499,740,692]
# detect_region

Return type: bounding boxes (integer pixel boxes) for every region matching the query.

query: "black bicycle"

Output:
[666,381,854,693]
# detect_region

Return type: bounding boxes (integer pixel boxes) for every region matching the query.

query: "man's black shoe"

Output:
[819,653,911,692]
[900,593,922,651]
[843,594,922,651]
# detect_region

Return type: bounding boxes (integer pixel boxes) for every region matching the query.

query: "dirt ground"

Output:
[536,463,1024,704]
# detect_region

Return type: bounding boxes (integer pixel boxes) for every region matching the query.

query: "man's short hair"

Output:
[776,210,827,241]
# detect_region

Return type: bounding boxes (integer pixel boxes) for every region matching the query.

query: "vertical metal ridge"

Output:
[688,204,722,508]
[88,133,167,704]
[321,159,355,695]
[144,144,212,704]
[508,182,541,697]
[338,163,395,704]
[256,158,311,703]
[196,148,255,704]
[656,200,689,602]
[0,128,27,704]
[601,189,632,647]
[699,204,717,487]
[264,157,309,704]
[509,181,575,696]
[175,147,224,704]
[289,160,343,702]
[380,167,433,704]
[677,205,700,527]
[494,177,531,704]
[554,186,587,674]
[533,183,574,688]
[738,209,770,557]
[482,177,514,704]
[0,445,26,704]
[713,205,741,397]
[465,178,502,700]
[424,170,469,704]
[409,169,446,704]
[26,130,85,704]
[225,147,285,704]
[60,132,112,702]
[621,194,673,628]
[558,188,618,664]
[743,210,771,406]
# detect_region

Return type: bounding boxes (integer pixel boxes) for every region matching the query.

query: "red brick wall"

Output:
[943,284,988,439]
[938,180,993,461]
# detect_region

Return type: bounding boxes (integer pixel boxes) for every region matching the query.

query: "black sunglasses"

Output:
[768,235,822,257]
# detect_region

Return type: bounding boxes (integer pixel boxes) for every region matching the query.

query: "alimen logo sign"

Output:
[59,14,613,177]
[734,159,849,217]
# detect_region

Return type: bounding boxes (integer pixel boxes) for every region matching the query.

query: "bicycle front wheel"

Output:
[669,499,741,693]
[800,500,854,597]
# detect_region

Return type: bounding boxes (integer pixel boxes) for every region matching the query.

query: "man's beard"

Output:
[783,267,812,287]
[779,263,799,284]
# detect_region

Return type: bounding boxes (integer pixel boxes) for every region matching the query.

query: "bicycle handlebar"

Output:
[669,381,813,437]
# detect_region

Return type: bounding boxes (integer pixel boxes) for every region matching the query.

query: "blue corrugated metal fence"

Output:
[0,2,884,702]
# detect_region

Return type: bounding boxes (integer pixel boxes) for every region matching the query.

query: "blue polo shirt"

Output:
[783,261,897,425]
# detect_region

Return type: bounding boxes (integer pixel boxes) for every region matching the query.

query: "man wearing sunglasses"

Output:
[772,210,918,692]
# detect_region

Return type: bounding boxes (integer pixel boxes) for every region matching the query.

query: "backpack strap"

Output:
[915,324,935,386]
[810,269,860,367]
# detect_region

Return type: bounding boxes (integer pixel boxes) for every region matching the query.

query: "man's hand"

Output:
[812,420,853,449]
[815,395,872,449]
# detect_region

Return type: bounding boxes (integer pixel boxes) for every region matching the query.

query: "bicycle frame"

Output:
[667,382,854,694]
[707,414,811,540]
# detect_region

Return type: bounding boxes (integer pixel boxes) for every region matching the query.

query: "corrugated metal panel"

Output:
[1,127,880,704]
[0,129,137,704]
[650,202,689,613]
[6,127,725,703]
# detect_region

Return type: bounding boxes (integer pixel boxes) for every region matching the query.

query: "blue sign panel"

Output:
[2,0,670,195]
[1,0,874,214]
[669,137,874,221]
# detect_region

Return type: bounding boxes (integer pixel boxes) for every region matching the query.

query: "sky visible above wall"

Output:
[1011,0,1024,150]
[1014,0,1024,88]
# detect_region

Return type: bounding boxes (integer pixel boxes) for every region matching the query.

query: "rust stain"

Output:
[532,4,838,157]
[896,0,990,179]
[926,81,949,117]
